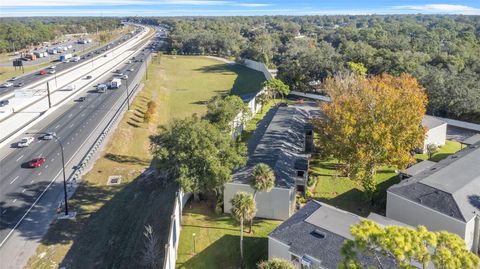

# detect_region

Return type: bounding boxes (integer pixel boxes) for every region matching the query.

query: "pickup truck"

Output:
[18,137,34,147]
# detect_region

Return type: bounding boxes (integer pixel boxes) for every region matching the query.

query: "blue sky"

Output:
[2,0,480,17]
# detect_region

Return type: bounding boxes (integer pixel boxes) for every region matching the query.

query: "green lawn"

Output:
[310,156,400,217]
[176,201,280,269]
[415,140,463,162]
[26,55,264,269]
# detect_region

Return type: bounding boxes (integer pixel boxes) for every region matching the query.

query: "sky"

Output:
[1,0,480,17]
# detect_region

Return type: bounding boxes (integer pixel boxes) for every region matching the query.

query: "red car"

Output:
[29,158,46,168]
[39,70,48,75]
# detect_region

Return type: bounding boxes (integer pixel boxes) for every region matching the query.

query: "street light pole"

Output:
[125,77,130,110]
[53,135,69,216]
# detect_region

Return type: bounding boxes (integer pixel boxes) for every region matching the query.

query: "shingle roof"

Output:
[269,201,398,269]
[232,102,321,188]
[389,142,480,222]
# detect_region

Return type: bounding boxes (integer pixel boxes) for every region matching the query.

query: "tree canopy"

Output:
[340,220,480,269]
[205,95,251,134]
[313,73,427,201]
[150,115,247,199]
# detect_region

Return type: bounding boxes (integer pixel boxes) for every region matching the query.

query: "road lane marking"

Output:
[12,199,17,203]
[10,176,19,184]
[16,155,24,162]
[38,172,42,176]
[1,210,6,214]
[51,158,55,162]
[22,189,26,193]
[55,124,60,129]
[30,180,34,183]
[69,114,73,118]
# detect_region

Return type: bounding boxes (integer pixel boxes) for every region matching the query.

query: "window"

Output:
[297,170,305,178]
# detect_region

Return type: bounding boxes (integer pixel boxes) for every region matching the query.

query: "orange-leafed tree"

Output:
[314,73,427,203]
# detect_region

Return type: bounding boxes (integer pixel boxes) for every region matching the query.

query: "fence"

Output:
[163,190,191,269]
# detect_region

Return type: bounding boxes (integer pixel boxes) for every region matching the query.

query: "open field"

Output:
[415,139,463,162]
[25,55,266,268]
[176,201,280,269]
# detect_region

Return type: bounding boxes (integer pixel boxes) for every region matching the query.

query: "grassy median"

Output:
[25,55,264,269]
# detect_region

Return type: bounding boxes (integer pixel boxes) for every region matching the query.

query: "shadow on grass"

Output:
[104,153,150,166]
[176,234,267,269]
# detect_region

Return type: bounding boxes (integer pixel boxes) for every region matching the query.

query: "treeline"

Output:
[147,15,480,123]
[0,17,122,53]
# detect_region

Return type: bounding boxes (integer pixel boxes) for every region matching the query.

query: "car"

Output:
[117,72,124,76]
[28,158,46,168]
[39,70,48,75]
[121,75,128,80]
[49,65,56,69]
[49,69,56,74]
[78,97,86,102]
[127,68,134,72]
[42,132,55,140]
[0,100,9,107]
[14,82,25,87]
[127,60,132,64]
[17,136,34,147]
[1,82,13,88]
[9,77,18,81]
[104,54,108,57]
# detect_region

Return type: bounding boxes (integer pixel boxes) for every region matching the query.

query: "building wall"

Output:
[224,183,294,220]
[387,191,467,240]
[424,123,447,152]
[465,217,477,251]
[268,236,292,260]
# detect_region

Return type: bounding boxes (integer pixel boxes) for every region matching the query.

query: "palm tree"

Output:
[230,192,257,267]
[248,163,275,233]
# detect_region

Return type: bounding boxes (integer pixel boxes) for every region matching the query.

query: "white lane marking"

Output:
[55,124,60,129]
[12,199,17,203]
[57,153,60,156]
[10,176,19,184]
[45,165,49,168]
[38,172,42,176]
[51,158,55,162]
[30,180,34,183]
[67,142,70,145]
[1,210,6,214]
[68,114,73,118]
[22,189,26,193]
[39,152,43,157]
[69,124,74,128]
[16,155,24,162]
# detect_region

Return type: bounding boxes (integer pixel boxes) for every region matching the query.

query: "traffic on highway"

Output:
[0,24,160,248]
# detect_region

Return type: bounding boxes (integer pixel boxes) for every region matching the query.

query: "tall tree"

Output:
[230,192,257,267]
[248,163,275,233]
[205,95,251,134]
[150,116,247,200]
[314,73,427,202]
[263,79,290,102]
[340,220,480,269]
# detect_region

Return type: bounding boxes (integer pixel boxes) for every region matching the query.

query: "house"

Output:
[268,200,399,269]
[422,115,447,153]
[224,102,320,220]
[387,141,480,253]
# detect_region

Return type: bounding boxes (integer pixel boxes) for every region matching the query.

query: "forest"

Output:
[140,15,480,123]
[0,17,122,53]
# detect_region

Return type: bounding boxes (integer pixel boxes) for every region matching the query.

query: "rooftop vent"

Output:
[311,229,326,239]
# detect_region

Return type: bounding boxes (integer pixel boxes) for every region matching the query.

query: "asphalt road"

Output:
[0,35,155,245]
[0,27,143,97]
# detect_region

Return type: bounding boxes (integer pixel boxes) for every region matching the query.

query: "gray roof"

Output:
[422,115,446,130]
[269,201,398,269]
[400,160,437,178]
[389,142,480,222]
[463,134,480,145]
[232,102,321,188]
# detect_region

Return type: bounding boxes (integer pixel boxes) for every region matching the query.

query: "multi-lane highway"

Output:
[0,26,141,97]
[0,25,159,263]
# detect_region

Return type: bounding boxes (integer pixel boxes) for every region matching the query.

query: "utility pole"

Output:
[47,82,52,108]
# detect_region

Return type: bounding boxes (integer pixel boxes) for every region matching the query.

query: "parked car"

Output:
[39,70,48,75]
[14,82,25,87]
[17,137,34,147]
[28,158,46,168]
[42,132,56,140]
[1,82,13,88]
[0,100,9,107]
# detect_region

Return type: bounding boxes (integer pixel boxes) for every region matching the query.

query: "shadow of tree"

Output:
[104,153,150,166]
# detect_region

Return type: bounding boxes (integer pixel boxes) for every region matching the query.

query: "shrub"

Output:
[258,258,294,269]
[307,175,317,188]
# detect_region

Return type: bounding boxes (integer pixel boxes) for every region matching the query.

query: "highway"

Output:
[0,25,157,254]
[0,26,141,97]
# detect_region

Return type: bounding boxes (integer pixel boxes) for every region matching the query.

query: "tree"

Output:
[141,225,161,269]
[314,73,427,203]
[263,79,290,102]
[340,220,480,269]
[347,61,368,77]
[150,116,247,200]
[426,143,438,159]
[248,163,275,233]
[230,192,257,267]
[257,258,294,269]
[205,95,251,134]
[256,91,270,113]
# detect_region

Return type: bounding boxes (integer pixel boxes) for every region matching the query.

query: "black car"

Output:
[14,82,25,87]
[78,97,86,102]
[0,100,9,107]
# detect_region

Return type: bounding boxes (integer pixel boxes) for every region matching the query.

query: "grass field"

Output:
[25,55,265,269]
[176,201,280,269]
[415,140,463,162]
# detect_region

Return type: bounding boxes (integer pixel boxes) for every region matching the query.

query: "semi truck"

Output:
[109,78,122,89]
[60,53,72,62]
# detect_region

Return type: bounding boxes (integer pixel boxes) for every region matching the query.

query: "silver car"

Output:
[43,132,56,140]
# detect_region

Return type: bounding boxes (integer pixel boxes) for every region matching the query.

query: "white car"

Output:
[42,132,56,140]
[128,68,134,72]
[18,137,34,147]
[9,77,18,81]
[1,82,13,88]
[49,65,56,69]
[121,75,128,80]
[49,69,56,74]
